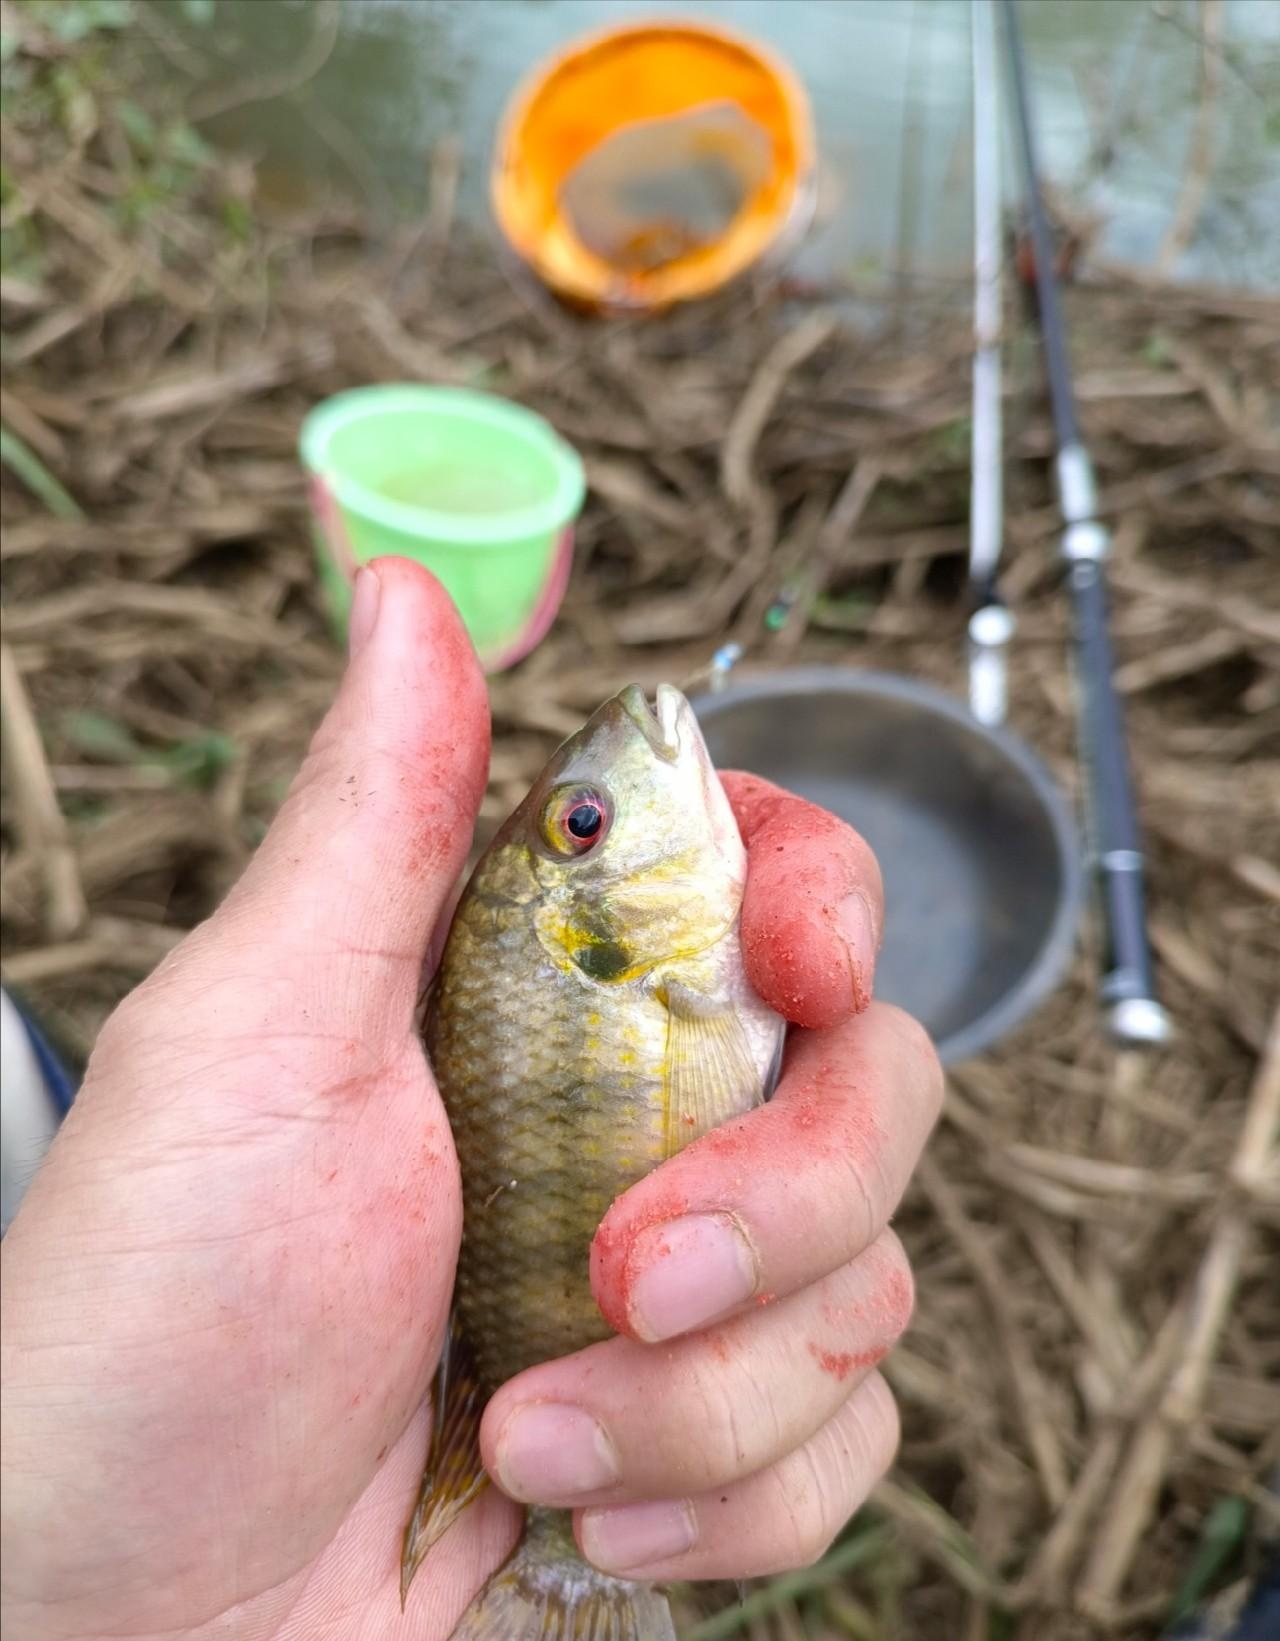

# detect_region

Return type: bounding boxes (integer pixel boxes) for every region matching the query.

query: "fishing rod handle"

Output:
[967,599,1014,730]
[1068,558,1172,1046]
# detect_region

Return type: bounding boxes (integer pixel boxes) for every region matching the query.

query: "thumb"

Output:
[205,556,490,1025]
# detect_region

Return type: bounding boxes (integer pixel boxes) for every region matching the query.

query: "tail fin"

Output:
[401,1314,489,1604]
[451,1508,676,1640]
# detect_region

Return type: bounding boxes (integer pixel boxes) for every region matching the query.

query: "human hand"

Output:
[0,558,942,1641]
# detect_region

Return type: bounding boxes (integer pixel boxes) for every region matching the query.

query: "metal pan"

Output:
[692,668,1083,1064]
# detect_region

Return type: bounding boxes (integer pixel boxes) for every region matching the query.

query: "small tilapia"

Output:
[402,683,784,1639]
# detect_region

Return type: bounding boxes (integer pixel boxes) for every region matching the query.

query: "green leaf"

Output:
[0,425,85,518]
[1167,1495,1249,1625]
[985,1607,1018,1641]
[49,8,93,41]
[62,793,111,824]
[63,711,144,763]
[1142,330,1174,369]
[156,733,238,790]
[179,0,216,24]
[931,415,972,463]
[167,123,212,166]
[118,100,156,155]
[812,589,873,629]
[46,0,132,42]
[61,717,238,790]
[221,194,251,240]
[684,1524,891,1640]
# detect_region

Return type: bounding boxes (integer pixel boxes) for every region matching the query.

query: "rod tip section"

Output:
[1107,996,1174,1048]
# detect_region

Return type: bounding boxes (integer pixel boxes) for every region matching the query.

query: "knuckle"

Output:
[875,1002,944,1116]
[89,977,169,1068]
[774,1503,833,1573]
[810,1239,915,1382]
[826,1135,880,1254]
[87,995,139,1067]
[856,1371,902,1478]
[773,1441,844,1569]
[86,922,222,1073]
[788,1516,839,1572]
[872,1228,916,1343]
[877,999,934,1064]
[673,1356,766,1489]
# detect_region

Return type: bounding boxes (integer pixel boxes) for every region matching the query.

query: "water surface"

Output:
[189,0,1280,294]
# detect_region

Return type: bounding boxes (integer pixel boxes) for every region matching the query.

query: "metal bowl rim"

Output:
[689,666,1084,1064]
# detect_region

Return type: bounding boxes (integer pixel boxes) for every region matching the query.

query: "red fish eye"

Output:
[541,784,610,857]
[565,802,603,843]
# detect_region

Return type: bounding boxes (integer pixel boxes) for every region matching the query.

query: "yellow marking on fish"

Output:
[537,911,739,986]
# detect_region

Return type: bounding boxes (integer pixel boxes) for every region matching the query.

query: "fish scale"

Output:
[404,683,785,1637]
[430,883,671,1387]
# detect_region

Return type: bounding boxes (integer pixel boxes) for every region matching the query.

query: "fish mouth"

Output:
[616,683,686,761]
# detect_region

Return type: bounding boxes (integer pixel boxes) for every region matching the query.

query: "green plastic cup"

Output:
[299,384,586,670]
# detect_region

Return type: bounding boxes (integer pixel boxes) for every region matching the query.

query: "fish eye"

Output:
[566,803,603,841]
[541,785,611,857]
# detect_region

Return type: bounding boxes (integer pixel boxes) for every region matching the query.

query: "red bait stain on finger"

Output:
[700,1116,752,1160]
[877,1265,915,1332]
[853,1241,916,1334]
[698,1076,883,1176]
[806,1341,886,1381]
[725,772,877,1027]
[821,1294,867,1327]
[774,1064,884,1172]
[591,1187,691,1336]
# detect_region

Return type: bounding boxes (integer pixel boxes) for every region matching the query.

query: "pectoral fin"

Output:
[662,981,766,1157]
[401,1311,490,1606]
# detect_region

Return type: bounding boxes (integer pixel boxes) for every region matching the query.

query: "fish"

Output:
[401,682,786,1639]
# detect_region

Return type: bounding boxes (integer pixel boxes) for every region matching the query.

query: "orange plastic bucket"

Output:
[491,16,815,314]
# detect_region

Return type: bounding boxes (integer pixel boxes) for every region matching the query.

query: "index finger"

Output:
[721,771,884,1031]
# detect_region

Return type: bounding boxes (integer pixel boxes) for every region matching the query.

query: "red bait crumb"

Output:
[591,1187,691,1336]
[807,1341,886,1380]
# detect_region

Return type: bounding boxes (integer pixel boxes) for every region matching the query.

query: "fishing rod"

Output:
[999,0,1172,1047]
[967,0,1012,730]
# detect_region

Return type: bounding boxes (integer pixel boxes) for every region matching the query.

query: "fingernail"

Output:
[348,565,381,659]
[627,1212,758,1342]
[837,892,877,1003]
[494,1403,620,1502]
[581,1499,697,1573]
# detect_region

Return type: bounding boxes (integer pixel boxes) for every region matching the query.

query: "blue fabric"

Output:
[1232,1556,1280,1641]
[6,992,78,1117]
[1164,1555,1280,1641]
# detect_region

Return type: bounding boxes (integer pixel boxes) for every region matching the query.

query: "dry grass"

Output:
[2,8,1278,1637]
